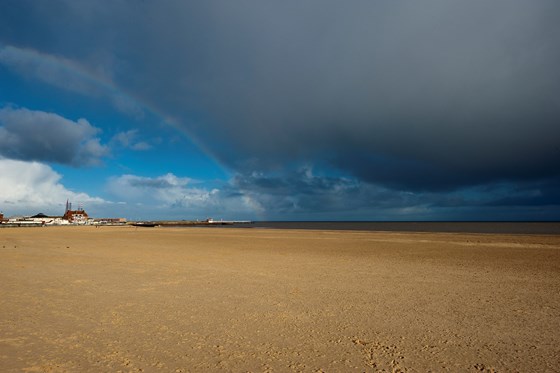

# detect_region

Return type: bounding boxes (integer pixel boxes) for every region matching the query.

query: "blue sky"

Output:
[1,1,559,221]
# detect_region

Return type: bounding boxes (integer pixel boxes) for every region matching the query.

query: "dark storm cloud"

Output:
[228,169,560,220]
[482,178,560,207]
[1,1,559,213]
[96,0,559,192]
[229,167,427,217]
[97,2,560,189]
[0,107,108,166]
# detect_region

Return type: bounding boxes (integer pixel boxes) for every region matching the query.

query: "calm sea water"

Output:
[222,221,560,235]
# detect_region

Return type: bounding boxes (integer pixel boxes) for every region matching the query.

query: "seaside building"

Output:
[63,200,89,224]
[28,213,55,225]
[26,213,72,226]
[1,201,125,227]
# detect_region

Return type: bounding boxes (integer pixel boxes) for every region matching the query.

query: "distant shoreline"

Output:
[247,221,560,234]
[3,220,559,235]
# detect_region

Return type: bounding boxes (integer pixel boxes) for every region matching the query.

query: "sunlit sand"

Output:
[1,226,559,372]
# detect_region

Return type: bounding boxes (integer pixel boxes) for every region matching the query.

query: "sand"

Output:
[0,226,559,372]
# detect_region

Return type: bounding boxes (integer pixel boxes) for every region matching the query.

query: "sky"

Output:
[1,0,559,221]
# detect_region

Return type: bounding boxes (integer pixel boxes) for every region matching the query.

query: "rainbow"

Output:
[0,44,207,154]
[0,43,266,219]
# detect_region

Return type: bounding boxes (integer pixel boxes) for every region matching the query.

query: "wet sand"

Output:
[1,226,559,372]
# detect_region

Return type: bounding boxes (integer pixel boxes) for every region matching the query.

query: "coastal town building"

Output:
[62,200,89,224]
[1,200,126,227]
[28,213,56,225]
[28,213,73,225]
[2,213,67,226]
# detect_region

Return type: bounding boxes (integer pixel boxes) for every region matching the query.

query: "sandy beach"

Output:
[1,226,559,372]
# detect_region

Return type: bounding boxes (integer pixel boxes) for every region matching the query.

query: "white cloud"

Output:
[0,107,109,166]
[0,159,105,216]
[106,173,258,220]
[108,173,209,206]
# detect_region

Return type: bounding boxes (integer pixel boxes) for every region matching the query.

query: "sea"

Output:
[219,221,560,235]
